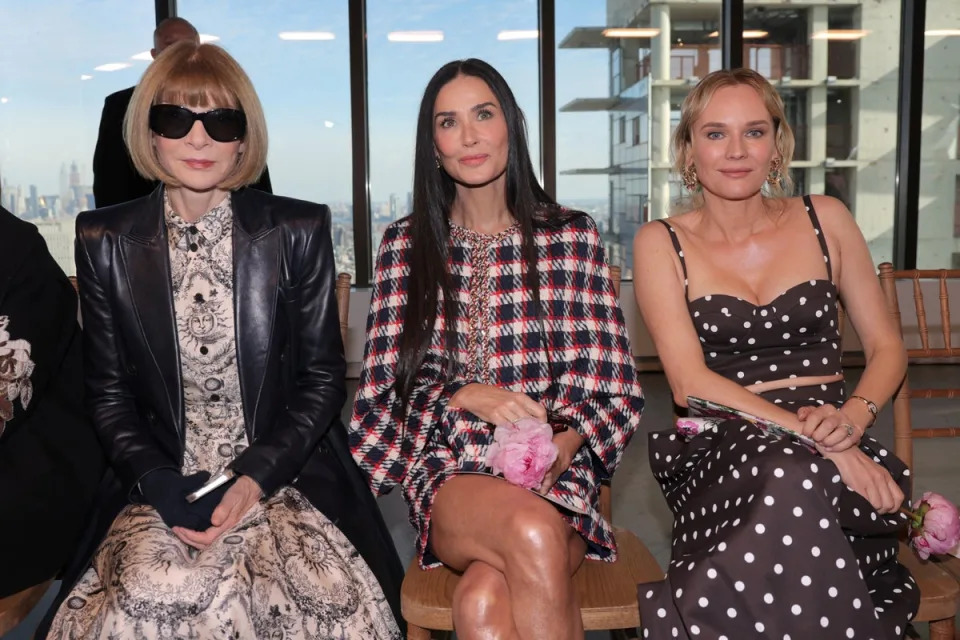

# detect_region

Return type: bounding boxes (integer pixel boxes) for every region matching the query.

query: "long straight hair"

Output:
[395,59,572,412]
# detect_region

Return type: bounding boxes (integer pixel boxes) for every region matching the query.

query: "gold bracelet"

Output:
[848,395,878,424]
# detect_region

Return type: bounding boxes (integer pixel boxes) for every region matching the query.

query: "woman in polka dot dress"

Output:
[633,68,918,640]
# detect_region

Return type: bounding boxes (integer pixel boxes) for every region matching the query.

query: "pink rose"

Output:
[905,492,960,560]
[676,419,701,438]
[485,417,558,490]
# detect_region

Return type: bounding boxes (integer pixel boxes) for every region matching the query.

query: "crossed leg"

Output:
[431,474,588,639]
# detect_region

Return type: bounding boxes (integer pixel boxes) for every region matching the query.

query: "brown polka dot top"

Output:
[658,195,843,387]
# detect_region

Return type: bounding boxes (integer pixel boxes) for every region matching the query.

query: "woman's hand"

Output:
[449,383,547,427]
[537,428,585,494]
[822,447,904,514]
[173,475,263,549]
[798,404,862,452]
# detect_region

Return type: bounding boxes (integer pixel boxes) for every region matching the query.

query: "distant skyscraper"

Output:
[389,193,399,220]
[406,191,413,216]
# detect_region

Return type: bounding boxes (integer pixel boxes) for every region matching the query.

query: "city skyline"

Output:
[0,1,610,206]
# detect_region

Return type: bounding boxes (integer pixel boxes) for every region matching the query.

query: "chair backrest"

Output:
[335,272,352,348]
[877,262,960,472]
[598,265,622,523]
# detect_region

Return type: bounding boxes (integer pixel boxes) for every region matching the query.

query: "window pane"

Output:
[917,1,960,268]
[556,2,720,278]
[748,3,901,265]
[366,1,540,266]
[0,1,155,276]
[178,1,355,277]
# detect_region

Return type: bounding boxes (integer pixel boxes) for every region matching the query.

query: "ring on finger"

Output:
[841,423,855,437]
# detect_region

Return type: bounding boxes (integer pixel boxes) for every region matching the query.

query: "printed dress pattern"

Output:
[49,195,399,640]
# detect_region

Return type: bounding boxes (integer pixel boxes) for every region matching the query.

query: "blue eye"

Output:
[706,131,723,140]
[746,129,765,138]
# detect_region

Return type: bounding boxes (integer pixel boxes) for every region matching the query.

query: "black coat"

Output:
[92,87,273,208]
[0,207,105,597]
[43,187,404,630]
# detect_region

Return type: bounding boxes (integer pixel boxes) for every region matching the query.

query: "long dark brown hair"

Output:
[394,58,578,412]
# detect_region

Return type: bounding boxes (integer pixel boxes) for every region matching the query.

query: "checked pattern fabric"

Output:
[349,211,644,568]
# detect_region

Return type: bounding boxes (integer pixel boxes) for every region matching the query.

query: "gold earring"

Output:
[767,158,782,186]
[681,164,699,191]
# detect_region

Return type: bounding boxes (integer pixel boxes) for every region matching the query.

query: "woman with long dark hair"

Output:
[350,58,644,639]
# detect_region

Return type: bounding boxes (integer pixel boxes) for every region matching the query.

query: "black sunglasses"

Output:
[149,104,247,143]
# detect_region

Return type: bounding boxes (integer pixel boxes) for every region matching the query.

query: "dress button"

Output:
[188,225,198,234]
[189,243,199,252]
[210,393,221,402]
[199,346,209,355]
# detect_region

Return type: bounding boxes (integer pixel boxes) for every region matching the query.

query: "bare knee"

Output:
[504,507,572,576]
[453,566,512,639]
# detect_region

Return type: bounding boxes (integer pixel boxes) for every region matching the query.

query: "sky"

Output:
[0,0,611,206]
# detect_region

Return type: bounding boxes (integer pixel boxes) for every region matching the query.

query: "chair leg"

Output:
[928,617,955,640]
[407,623,432,640]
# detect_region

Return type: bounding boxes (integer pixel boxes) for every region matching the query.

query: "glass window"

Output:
[851,2,901,263]
[176,1,355,276]
[556,2,721,277]
[748,3,900,265]
[0,1,155,275]
[366,0,540,264]
[917,0,960,268]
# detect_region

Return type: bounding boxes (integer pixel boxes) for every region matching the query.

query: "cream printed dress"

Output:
[49,195,399,640]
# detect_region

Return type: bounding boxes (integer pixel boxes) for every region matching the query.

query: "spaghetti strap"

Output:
[657,219,689,294]
[802,195,833,283]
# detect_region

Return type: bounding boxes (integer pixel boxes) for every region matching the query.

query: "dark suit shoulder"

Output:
[0,207,44,275]
[103,86,135,109]
[76,191,160,241]
[233,188,330,233]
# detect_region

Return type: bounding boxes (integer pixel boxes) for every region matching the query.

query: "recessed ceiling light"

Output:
[199,34,220,43]
[603,28,660,38]
[80,74,93,80]
[707,30,769,39]
[497,30,539,41]
[926,29,960,37]
[131,51,153,61]
[94,63,132,72]
[387,31,444,43]
[811,29,869,40]
[279,31,336,41]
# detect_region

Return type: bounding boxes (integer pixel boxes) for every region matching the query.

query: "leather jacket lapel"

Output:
[118,204,183,443]
[233,191,280,438]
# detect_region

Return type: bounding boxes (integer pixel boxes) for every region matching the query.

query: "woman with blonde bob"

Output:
[45,41,403,639]
[633,68,918,639]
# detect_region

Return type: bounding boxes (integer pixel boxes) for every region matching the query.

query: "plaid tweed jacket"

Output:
[348,211,644,561]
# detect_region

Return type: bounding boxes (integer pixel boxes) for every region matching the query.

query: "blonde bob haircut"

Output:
[125,41,268,190]
[671,68,795,213]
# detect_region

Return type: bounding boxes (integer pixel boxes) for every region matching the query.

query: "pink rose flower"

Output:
[676,419,701,438]
[485,417,558,490]
[904,492,960,560]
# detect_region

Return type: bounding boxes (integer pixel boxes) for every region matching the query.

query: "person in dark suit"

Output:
[44,41,402,639]
[92,17,271,207]
[0,205,105,597]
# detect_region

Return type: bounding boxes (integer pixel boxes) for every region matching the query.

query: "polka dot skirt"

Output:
[639,387,919,640]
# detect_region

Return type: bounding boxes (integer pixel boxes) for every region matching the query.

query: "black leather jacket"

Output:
[61,186,403,627]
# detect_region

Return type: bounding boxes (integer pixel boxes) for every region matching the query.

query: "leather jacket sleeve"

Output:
[229,207,347,497]
[75,219,176,494]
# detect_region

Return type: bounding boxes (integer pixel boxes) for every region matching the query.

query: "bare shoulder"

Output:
[633,216,674,251]
[803,194,859,234]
